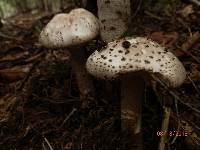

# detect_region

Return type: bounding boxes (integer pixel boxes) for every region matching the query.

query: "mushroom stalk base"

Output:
[70,48,94,99]
[121,74,144,146]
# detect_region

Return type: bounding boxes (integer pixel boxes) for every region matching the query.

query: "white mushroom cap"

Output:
[39,8,100,48]
[86,37,186,87]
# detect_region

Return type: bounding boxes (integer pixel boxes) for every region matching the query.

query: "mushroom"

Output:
[39,8,100,98]
[86,37,186,142]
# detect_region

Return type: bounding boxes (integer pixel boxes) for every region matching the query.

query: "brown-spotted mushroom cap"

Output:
[86,37,186,87]
[39,8,99,48]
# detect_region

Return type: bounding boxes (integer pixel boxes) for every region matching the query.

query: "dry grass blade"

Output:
[158,107,171,150]
[44,137,54,150]
[170,112,200,148]
[61,108,77,127]
[0,94,17,122]
[187,75,200,95]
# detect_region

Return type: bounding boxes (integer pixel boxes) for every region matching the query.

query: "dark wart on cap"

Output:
[86,37,186,87]
[122,40,131,49]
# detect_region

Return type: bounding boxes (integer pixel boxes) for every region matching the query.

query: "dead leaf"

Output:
[0,51,29,62]
[181,32,200,51]
[0,63,33,82]
[0,94,17,121]
[149,32,179,48]
[178,5,194,18]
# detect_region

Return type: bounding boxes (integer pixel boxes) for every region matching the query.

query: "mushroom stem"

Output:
[70,47,94,99]
[121,74,144,147]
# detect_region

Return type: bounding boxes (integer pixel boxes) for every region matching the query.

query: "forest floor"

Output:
[0,1,200,150]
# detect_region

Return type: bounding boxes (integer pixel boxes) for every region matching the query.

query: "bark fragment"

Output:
[97,0,131,42]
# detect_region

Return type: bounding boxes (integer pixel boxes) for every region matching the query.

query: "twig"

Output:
[158,107,171,150]
[61,108,77,126]
[42,142,48,150]
[152,75,200,114]
[17,61,40,91]
[169,90,200,114]
[171,118,181,144]
[0,32,22,41]
[144,11,163,20]
[187,74,200,95]
[44,137,54,150]
[132,0,143,18]
[170,112,200,147]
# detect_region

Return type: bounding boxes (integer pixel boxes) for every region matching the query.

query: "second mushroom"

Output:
[39,8,100,99]
[86,37,186,140]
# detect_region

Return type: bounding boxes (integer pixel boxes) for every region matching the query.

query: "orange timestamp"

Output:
[156,130,190,137]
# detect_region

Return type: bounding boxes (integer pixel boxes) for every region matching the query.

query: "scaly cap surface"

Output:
[39,8,100,48]
[86,37,186,87]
